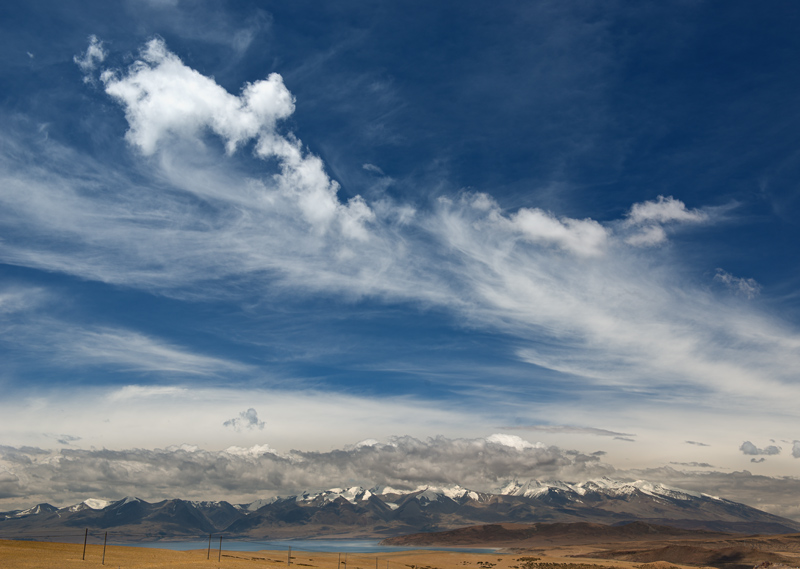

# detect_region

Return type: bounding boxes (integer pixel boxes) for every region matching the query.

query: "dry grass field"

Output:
[0,539,662,569]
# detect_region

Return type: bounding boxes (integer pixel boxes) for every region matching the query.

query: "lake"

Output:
[124,539,497,554]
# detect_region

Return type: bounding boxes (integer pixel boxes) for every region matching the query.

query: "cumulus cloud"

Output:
[623,195,708,247]
[509,205,608,257]
[627,196,707,225]
[793,441,800,458]
[100,37,374,240]
[739,441,781,456]
[101,38,294,155]
[73,35,106,80]
[486,433,544,450]
[714,268,762,299]
[224,408,265,431]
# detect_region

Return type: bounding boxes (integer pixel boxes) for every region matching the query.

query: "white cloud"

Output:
[715,268,761,299]
[0,287,46,315]
[59,327,248,376]
[623,195,709,247]
[793,441,800,459]
[625,224,667,247]
[362,163,385,175]
[101,38,294,156]
[100,37,375,241]
[224,408,265,431]
[73,35,106,81]
[627,195,708,225]
[0,296,250,379]
[486,433,545,451]
[107,385,188,401]
[510,206,608,257]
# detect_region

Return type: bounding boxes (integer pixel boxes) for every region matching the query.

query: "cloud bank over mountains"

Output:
[3,434,800,520]
[0,435,609,506]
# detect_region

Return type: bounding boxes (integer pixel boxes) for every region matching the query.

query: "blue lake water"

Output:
[122,539,497,554]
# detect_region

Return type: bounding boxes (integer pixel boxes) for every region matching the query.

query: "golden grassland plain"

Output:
[0,539,694,569]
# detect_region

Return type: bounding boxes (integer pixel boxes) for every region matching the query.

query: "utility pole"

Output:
[207,534,212,560]
[287,545,292,566]
[218,536,222,562]
[82,528,88,561]
[101,531,107,565]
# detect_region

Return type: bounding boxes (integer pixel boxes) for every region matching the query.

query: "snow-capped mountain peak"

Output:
[111,496,143,507]
[14,503,57,517]
[498,477,720,503]
[240,497,281,511]
[65,498,112,512]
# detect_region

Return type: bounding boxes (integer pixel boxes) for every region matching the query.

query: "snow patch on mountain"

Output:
[294,486,370,504]
[66,498,112,512]
[241,497,281,511]
[113,496,143,507]
[499,477,715,502]
[14,504,56,517]
[190,500,225,509]
[409,485,490,504]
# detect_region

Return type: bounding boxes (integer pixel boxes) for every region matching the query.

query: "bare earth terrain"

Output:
[0,539,673,569]
[3,528,800,569]
[382,523,800,569]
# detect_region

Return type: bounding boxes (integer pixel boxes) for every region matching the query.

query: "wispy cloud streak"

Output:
[0,38,798,419]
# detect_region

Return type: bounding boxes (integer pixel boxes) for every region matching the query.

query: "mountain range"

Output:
[2,478,798,542]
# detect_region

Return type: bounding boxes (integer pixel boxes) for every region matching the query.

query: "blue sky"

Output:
[2,1,800,519]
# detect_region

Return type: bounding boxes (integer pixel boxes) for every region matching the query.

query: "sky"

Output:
[1,1,800,520]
